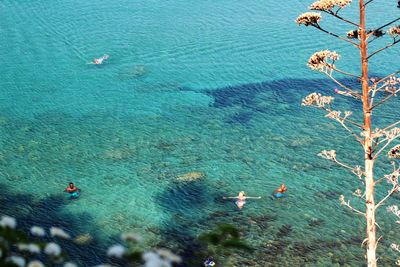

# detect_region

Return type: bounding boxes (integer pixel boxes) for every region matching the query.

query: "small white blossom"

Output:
[7,256,26,267]
[64,262,78,267]
[143,251,168,267]
[156,249,182,263]
[44,242,61,257]
[17,243,41,254]
[107,244,126,258]
[302,92,334,107]
[30,226,46,237]
[50,227,71,239]
[27,260,44,267]
[0,215,16,229]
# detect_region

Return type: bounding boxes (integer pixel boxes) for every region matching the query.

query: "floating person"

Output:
[64,182,80,199]
[204,256,216,267]
[92,54,109,65]
[223,191,261,209]
[272,184,287,199]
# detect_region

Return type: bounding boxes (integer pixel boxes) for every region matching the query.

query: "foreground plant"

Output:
[296,0,400,266]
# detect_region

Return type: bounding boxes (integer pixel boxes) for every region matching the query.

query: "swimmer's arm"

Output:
[223,196,238,199]
[245,196,262,199]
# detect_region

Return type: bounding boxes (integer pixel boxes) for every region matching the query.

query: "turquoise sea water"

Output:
[1,0,400,266]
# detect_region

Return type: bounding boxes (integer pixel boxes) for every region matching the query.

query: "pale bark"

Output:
[359,1,377,266]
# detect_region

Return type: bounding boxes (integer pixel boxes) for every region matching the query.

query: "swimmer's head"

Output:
[239,191,245,197]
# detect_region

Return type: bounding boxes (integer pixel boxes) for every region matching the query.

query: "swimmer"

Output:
[92,54,109,65]
[223,191,261,209]
[204,256,216,267]
[272,184,287,199]
[64,182,80,199]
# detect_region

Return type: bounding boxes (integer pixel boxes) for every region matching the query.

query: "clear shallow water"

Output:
[1,0,399,266]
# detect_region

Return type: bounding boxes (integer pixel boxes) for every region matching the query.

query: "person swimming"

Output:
[64,182,80,199]
[93,54,109,65]
[272,184,287,199]
[223,191,261,209]
[204,256,216,267]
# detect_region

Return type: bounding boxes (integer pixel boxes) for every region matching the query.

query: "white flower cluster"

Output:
[385,128,400,141]
[309,0,352,11]
[295,12,321,26]
[302,92,334,107]
[392,243,400,252]
[30,226,46,237]
[325,110,352,123]
[318,150,337,160]
[7,256,25,267]
[307,50,340,71]
[27,260,45,267]
[0,215,17,229]
[388,26,400,37]
[0,216,79,267]
[50,227,71,239]
[44,242,62,257]
[143,249,182,267]
[107,244,126,258]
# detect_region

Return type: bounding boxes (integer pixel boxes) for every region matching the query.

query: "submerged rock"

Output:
[308,217,324,227]
[176,171,206,182]
[73,233,93,245]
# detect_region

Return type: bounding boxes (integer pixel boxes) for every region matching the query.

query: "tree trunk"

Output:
[359,1,377,266]
[365,159,376,267]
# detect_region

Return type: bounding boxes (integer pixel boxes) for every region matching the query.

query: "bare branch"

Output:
[318,150,366,178]
[364,0,374,6]
[374,175,386,185]
[369,70,400,89]
[340,195,366,216]
[371,89,400,110]
[368,38,400,59]
[373,129,400,159]
[322,10,359,27]
[376,185,399,209]
[325,72,361,98]
[383,120,400,131]
[375,17,400,33]
[331,66,360,78]
[339,121,365,145]
[314,25,360,47]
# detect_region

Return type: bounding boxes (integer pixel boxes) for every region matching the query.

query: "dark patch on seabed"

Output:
[184,77,362,125]
[0,184,107,266]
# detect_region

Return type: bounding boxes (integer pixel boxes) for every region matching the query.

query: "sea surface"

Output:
[1,0,400,266]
